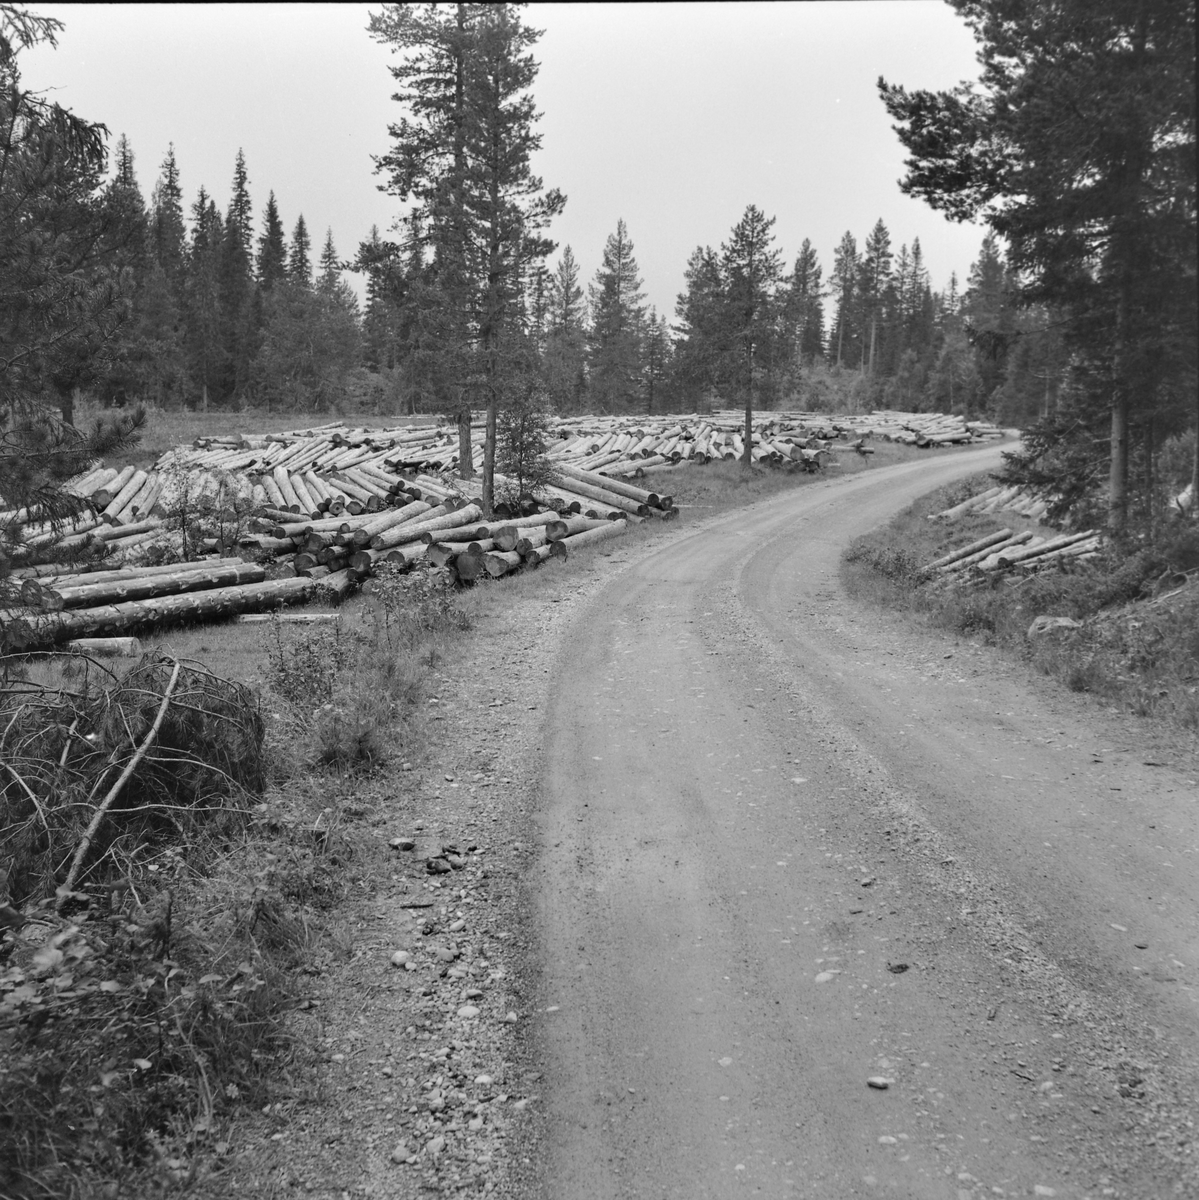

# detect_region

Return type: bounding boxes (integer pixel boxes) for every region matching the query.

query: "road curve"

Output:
[531,449,1198,1200]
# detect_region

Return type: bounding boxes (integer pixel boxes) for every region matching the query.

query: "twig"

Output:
[58,656,182,909]
[1,760,51,834]
[57,716,79,769]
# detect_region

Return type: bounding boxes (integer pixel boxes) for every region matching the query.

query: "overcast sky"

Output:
[21,2,988,317]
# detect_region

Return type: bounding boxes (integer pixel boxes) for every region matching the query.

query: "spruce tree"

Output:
[858,219,893,377]
[318,227,341,293]
[182,188,226,410]
[587,218,646,413]
[289,214,312,286]
[218,149,255,401]
[150,144,186,286]
[257,190,287,291]
[543,244,587,410]
[830,232,859,368]
[785,239,825,367]
[673,246,727,406]
[0,6,143,608]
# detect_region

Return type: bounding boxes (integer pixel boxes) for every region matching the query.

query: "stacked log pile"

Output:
[924,484,1101,581]
[0,409,1002,648]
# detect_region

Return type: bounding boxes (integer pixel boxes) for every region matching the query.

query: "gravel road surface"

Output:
[532,449,1198,1200]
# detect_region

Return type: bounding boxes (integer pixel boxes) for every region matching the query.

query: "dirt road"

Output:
[531,450,1198,1200]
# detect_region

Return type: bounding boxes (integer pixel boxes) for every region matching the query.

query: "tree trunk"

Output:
[742,341,754,468]
[482,386,497,519]
[49,561,266,609]
[1108,284,1131,538]
[457,402,475,479]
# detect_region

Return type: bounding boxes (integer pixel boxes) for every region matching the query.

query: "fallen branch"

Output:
[57,656,182,908]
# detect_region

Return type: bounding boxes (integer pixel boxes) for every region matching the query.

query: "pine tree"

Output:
[720,204,783,460]
[587,218,646,412]
[289,214,312,286]
[880,0,1196,535]
[257,191,287,291]
[371,3,564,512]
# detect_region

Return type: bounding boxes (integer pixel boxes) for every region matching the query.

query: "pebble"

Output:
[449,919,466,933]
[866,1077,893,1090]
[390,951,411,967]
[814,971,839,984]
[389,837,416,851]
[1033,1188,1057,1197]
[878,1135,897,1144]
[390,1143,413,1164]
[502,1011,518,1023]
[457,1005,480,1019]
[474,1074,493,1086]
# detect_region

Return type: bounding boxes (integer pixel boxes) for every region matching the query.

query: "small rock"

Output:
[449,918,466,933]
[878,1135,897,1144]
[1134,941,1148,949]
[1027,615,1082,639]
[457,1005,480,1019]
[866,1077,893,1090]
[814,971,839,984]
[468,1116,484,1131]
[886,963,909,974]
[426,1135,446,1158]
[389,837,416,851]
[860,877,876,888]
[446,855,465,870]
[390,951,411,968]
[426,857,452,875]
[1033,1188,1057,1198]
[501,1011,518,1023]
[474,1074,493,1086]
[389,1143,413,1164]
[465,988,484,999]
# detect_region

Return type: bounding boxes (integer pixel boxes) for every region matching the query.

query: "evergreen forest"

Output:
[1,0,1194,536]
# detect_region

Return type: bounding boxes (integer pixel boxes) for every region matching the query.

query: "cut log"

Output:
[923,528,1014,572]
[100,469,148,523]
[236,612,339,624]
[553,519,629,557]
[66,637,143,656]
[369,503,484,550]
[15,576,318,648]
[483,549,524,577]
[92,464,136,509]
[555,462,661,508]
[546,515,611,541]
[49,561,267,609]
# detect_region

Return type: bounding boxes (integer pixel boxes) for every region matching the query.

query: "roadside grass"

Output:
[0,570,465,1198]
[841,477,1199,731]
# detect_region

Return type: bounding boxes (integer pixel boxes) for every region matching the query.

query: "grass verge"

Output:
[0,569,467,1198]
[841,475,1199,731]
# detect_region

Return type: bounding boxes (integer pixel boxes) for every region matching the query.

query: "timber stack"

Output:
[0,409,1002,648]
